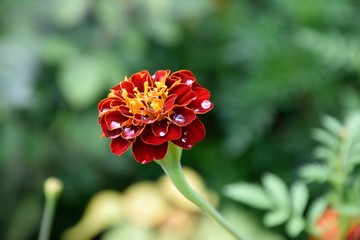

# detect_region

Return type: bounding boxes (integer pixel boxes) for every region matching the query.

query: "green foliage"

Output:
[225,173,309,237]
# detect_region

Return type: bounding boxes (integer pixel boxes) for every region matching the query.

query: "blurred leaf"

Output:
[224,183,273,210]
[298,164,331,183]
[312,128,339,150]
[285,216,305,238]
[321,115,343,135]
[306,197,328,231]
[290,180,309,216]
[262,173,290,210]
[41,36,79,64]
[53,0,91,27]
[263,209,289,227]
[58,54,110,109]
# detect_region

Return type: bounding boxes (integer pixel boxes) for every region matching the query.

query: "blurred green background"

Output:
[1,0,359,239]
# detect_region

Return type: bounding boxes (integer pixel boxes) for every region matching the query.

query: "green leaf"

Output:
[224,183,273,210]
[286,216,305,237]
[262,173,290,210]
[307,197,328,229]
[312,128,339,149]
[321,115,343,136]
[298,163,331,183]
[263,209,289,227]
[290,180,309,215]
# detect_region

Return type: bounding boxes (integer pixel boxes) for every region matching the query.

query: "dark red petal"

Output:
[120,124,145,140]
[130,71,152,92]
[110,137,132,155]
[172,118,205,149]
[132,139,168,164]
[141,123,181,145]
[98,98,112,115]
[168,84,197,106]
[188,87,213,114]
[133,113,156,124]
[152,70,170,82]
[110,83,122,91]
[170,70,197,86]
[119,106,132,117]
[104,111,128,129]
[163,94,177,113]
[120,81,136,96]
[169,107,196,127]
[151,119,169,137]
[99,116,122,138]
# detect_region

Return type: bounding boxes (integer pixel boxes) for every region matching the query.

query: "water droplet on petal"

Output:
[183,131,188,135]
[173,114,186,124]
[181,137,187,143]
[194,108,199,112]
[201,100,211,110]
[110,121,121,129]
[141,160,147,164]
[152,74,155,79]
[185,79,194,85]
[187,144,192,148]
[159,131,166,137]
[99,108,110,114]
[123,127,135,137]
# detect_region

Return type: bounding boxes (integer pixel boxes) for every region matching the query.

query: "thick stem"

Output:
[156,144,249,240]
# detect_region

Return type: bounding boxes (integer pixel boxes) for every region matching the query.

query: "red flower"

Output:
[98,70,213,164]
[310,208,360,240]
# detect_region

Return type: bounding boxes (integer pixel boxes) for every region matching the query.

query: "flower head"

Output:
[98,70,213,164]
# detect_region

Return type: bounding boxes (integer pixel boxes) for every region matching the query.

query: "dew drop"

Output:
[173,114,186,124]
[152,74,156,79]
[141,160,148,164]
[183,131,188,135]
[110,121,121,129]
[201,100,211,110]
[123,127,135,137]
[194,108,199,112]
[99,108,110,114]
[185,79,194,85]
[181,137,187,143]
[159,131,166,137]
[187,144,192,148]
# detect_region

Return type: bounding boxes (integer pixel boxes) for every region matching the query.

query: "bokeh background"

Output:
[1,0,360,239]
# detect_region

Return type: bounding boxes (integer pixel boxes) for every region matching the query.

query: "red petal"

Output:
[188,87,213,114]
[172,118,205,149]
[119,106,132,117]
[104,111,128,130]
[120,124,144,139]
[163,94,176,113]
[130,71,152,92]
[151,119,169,137]
[152,70,170,82]
[98,98,112,115]
[110,137,131,155]
[141,123,181,145]
[133,113,156,124]
[120,81,136,97]
[171,70,197,85]
[132,139,168,164]
[169,107,196,127]
[168,84,197,106]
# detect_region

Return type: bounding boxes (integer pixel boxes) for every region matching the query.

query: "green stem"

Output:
[38,178,62,240]
[156,144,249,240]
[39,197,56,240]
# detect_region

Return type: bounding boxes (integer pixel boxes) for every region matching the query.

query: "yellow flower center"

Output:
[121,77,170,118]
